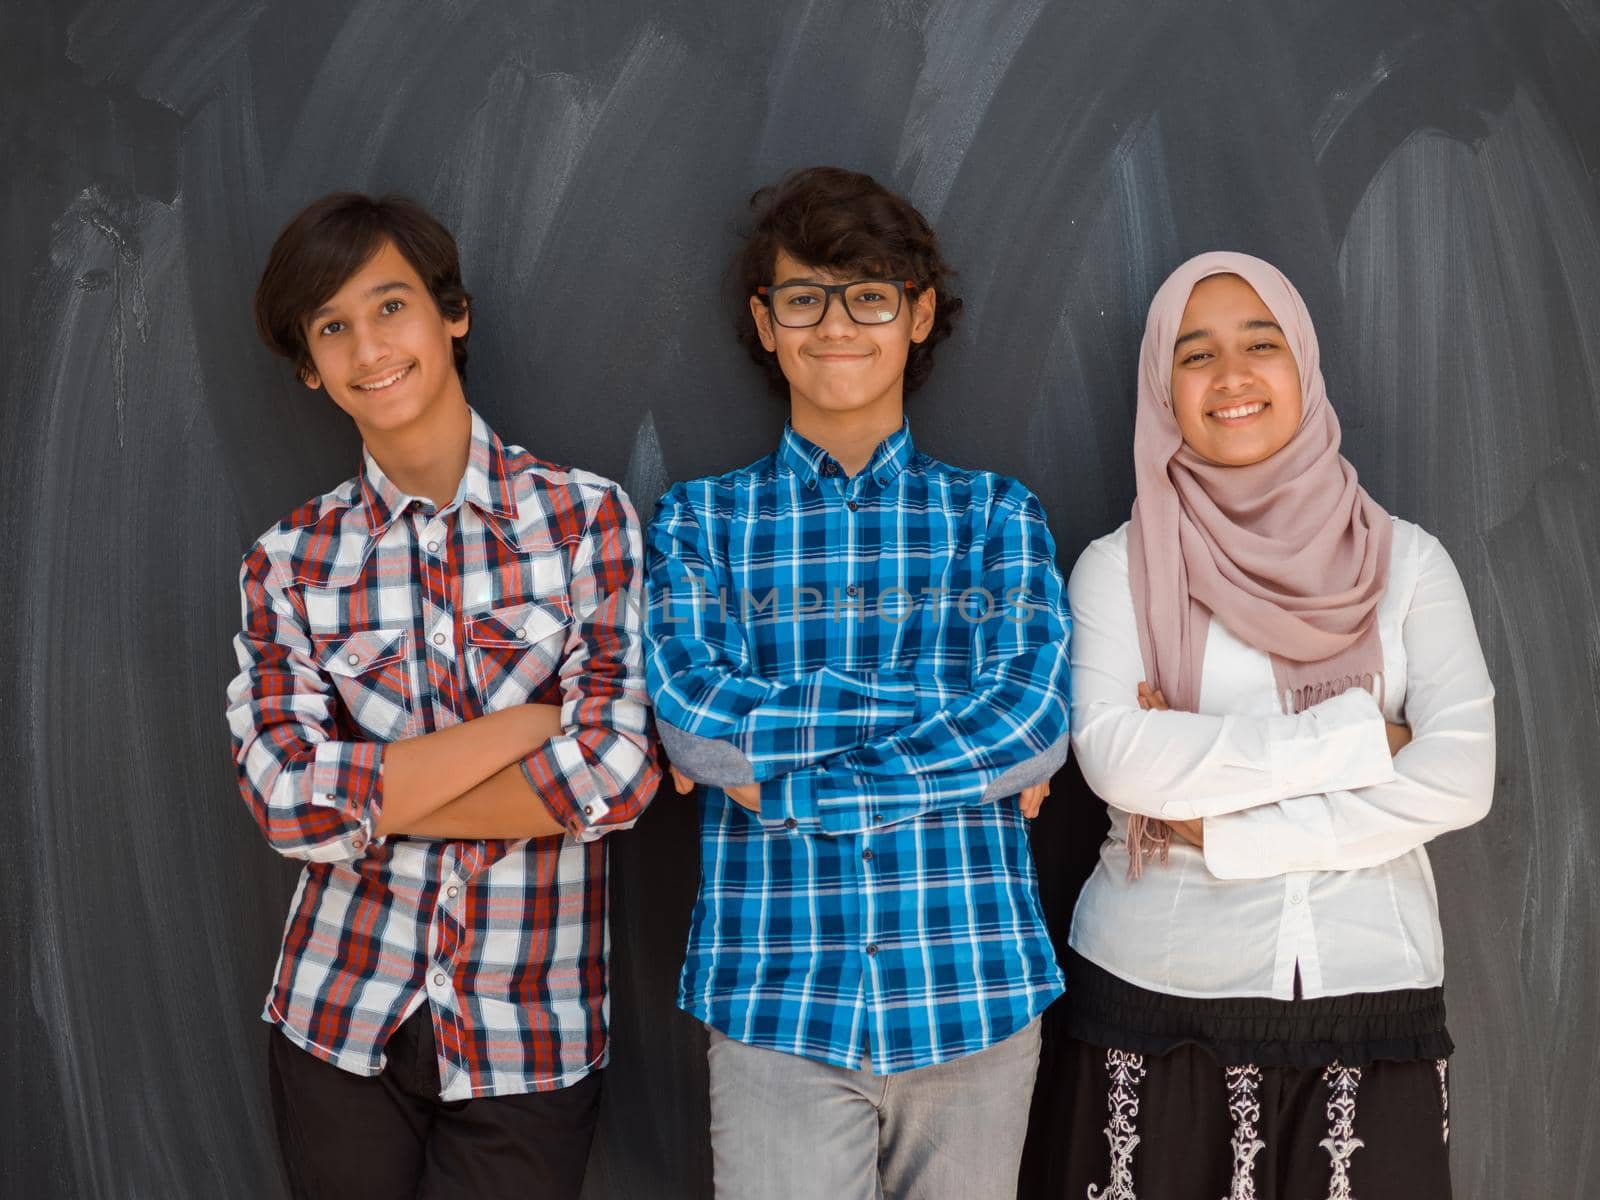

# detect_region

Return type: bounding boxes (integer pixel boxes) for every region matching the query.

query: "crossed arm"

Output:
[1066,528,1494,875]
[227,486,659,860]
[376,704,567,839]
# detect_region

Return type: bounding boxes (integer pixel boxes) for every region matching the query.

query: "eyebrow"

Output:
[1173,318,1284,349]
[308,280,414,323]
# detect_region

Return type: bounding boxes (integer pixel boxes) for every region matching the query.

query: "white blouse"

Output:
[1067,518,1496,1000]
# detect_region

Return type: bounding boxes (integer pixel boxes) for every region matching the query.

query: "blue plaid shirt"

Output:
[645,421,1069,1073]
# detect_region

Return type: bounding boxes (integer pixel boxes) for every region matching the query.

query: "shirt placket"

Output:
[412,505,476,1095]
[831,459,888,1067]
[1275,871,1319,996]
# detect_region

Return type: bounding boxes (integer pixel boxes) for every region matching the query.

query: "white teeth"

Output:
[1211,401,1267,420]
[355,366,410,391]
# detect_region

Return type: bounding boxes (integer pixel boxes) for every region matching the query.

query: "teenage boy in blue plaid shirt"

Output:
[645,166,1071,1199]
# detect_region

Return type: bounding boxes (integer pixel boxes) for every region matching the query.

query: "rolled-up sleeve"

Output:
[225,545,383,862]
[520,484,662,841]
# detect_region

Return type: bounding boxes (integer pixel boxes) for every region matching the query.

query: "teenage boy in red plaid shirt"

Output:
[225,192,659,1199]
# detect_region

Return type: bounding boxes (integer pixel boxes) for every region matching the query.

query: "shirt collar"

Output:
[358,408,518,538]
[776,419,916,487]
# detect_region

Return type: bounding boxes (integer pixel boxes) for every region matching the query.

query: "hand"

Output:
[1137,681,1170,711]
[668,765,696,795]
[1385,721,1413,757]
[1165,817,1204,848]
[723,783,762,813]
[1020,779,1051,819]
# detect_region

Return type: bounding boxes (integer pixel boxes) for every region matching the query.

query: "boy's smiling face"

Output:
[750,249,936,427]
[301,239,469,440]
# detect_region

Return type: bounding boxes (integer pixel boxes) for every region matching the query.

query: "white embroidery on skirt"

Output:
[1319,1061,1365,1200]
[1222,1064,1265,1200]
[1436,1058,1450,1145]
[1088,1050,1147,1200]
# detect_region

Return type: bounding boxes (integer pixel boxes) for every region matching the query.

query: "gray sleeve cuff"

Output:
[658,722,757,787]
[981,731,1071,802]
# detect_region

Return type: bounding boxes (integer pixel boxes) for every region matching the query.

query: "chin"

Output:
[341,393,430,433]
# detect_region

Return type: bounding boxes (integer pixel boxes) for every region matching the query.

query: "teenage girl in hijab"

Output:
[1057,252,1495,1199]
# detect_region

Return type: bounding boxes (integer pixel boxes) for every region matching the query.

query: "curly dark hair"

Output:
[254,192,471,383]
[734,166,963,398]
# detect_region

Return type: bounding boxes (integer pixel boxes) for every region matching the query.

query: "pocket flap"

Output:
[317,628,409,676]
[466,597,572,650]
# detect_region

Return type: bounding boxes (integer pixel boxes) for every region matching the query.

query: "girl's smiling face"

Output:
[1170,272,1303,466]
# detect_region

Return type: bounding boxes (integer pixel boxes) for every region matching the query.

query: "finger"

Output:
[670,767,694,794]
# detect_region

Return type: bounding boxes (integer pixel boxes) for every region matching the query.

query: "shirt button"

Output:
[350,833,366,849]
[865,944,879,956]
[784,817,798,830]
[514,627,527,640]
[848,500,859,512]
[862,849,874,861]
[846,585,859,597]
[805,478,816,489]
[433,972,446,988]
[583,805,595,817]
[875,476,885,486]
[446,885,460,899]
[1290,892,1304,905]
[346,653,360,666]
[426,540,440,553]
[871,813,884,825]
[433,632,446,645]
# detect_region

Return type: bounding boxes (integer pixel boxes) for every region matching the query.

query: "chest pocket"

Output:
[465,597,572,712]
[314,627,416,742]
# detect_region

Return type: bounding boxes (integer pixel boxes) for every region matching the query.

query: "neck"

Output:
[789,394,904,477]
[361,396,473,509]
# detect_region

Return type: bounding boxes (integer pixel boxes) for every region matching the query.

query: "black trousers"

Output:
[1053,1036,1452,1199]
[268,1007,602,1200]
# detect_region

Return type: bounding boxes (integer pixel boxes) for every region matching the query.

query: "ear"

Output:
[299,363,322,390]
[446,297,470,340]
[749,295,777,353]
[909,286,937,344]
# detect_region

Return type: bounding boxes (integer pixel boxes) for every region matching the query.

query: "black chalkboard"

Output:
[4,2,1597,1196]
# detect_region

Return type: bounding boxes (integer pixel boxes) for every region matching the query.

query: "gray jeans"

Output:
[706,1018,1042,1200]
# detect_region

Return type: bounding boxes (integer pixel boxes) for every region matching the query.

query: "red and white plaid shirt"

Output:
[225,409,659,1099]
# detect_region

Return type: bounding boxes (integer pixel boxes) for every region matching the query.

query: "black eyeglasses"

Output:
[756,279,918,328]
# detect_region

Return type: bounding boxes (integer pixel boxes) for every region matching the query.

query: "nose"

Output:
[814,291,858,337]
[352,318,393,370]
[1212,351,1255,392]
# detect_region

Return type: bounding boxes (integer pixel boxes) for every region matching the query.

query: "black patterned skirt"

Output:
[1028,950,1454,1200]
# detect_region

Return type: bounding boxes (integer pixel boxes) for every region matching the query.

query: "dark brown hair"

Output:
[734,166,963,397]
[254,192,471,382]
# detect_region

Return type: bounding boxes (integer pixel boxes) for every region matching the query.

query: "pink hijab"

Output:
[1123,252,1392,877]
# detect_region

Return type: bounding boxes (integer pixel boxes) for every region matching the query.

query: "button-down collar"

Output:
[776,419,916,492]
